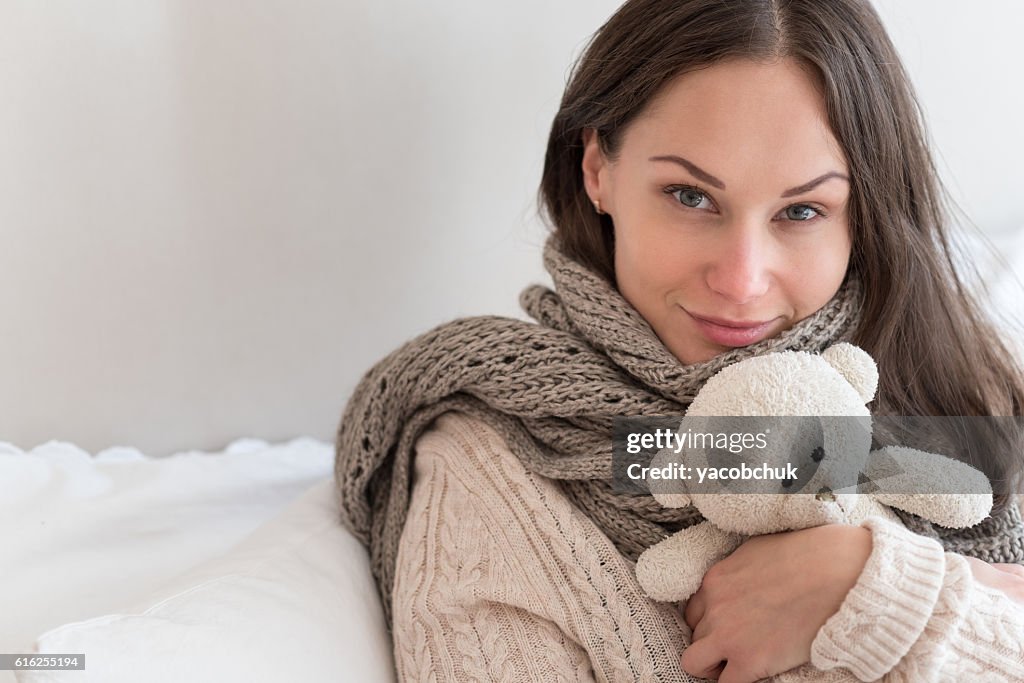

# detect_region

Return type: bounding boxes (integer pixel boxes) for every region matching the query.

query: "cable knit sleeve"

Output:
[810,515,1024,681]
[391,412,700,683]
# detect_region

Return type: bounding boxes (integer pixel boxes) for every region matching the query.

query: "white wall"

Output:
[873,0,1024,236]
[0,1,1021,455]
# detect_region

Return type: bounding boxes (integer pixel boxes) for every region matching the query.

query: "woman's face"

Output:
[582,58,852,366]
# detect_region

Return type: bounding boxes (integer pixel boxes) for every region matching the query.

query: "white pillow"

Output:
[17,479,395,683]
[0,437,335,659]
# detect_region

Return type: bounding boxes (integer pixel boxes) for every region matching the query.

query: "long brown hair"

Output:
[539,0,1024,500]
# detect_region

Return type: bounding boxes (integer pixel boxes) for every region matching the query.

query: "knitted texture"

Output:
[335,235,862,624]
[894,503,1024,564]
[812,515,1024,681]
[397,414,1024,682]
[393,413,702,682]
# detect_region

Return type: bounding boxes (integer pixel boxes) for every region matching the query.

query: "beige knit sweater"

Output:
[392,413,1024,682]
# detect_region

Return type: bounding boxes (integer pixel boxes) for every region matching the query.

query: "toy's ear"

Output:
[821,343,878,404]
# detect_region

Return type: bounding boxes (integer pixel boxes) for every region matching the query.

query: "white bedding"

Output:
[0,438,392,683]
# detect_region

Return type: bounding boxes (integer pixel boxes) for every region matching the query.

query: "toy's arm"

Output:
[865,446,992,528]
[635,521,743,602]
[647,447,693,509]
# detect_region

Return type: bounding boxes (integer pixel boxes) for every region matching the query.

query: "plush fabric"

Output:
[636,344,993,604]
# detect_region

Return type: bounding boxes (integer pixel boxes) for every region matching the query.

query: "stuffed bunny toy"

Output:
[635,343,992,603]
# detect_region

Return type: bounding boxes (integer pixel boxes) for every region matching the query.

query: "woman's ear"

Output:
[581,128,609,211]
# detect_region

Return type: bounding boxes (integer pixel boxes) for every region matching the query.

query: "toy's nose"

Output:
[815,487,836,503]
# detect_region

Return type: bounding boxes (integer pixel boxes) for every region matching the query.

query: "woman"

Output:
[336,0,1024,680]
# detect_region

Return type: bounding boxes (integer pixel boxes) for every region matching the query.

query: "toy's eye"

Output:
[781,476,795,489]
[811,446,825,462]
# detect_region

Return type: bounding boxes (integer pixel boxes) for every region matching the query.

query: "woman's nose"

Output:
[704,224,772,305]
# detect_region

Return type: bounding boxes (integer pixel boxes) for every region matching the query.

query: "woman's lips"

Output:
[686,310,778,347]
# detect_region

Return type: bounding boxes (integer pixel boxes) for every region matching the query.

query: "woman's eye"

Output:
[783,204,821,221]
[669,187,711,209]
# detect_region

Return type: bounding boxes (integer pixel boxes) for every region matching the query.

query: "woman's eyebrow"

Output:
[780,171,850,198]
[649,155,725,189]
[649,155,849,197]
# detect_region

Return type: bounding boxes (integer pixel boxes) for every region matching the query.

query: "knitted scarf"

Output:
[335,236,1024,625]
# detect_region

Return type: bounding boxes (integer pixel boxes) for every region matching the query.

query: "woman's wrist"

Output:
[785,523,873,639]
[681,523,873,680]
[819,523,873,606]
[811,516,946,680]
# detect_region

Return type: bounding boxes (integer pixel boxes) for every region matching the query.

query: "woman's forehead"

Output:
[621,58,849,183]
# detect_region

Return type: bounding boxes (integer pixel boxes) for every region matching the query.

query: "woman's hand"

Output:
[681,524,872,683]
[965,557,1024,604]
